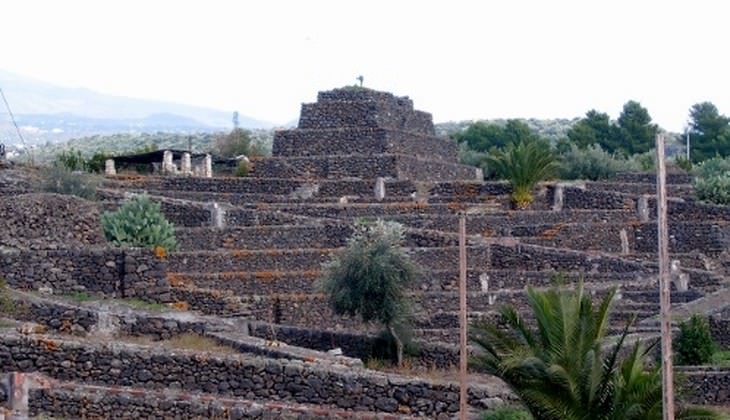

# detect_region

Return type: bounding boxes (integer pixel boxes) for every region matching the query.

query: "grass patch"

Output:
[711,350,730,367]
[67,291,94,302]
[124,333,238,354]
[482,407,533,420]
[0,318,17,328]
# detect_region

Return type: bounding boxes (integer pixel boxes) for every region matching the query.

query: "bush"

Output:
[40,166,100,200]
[694,173,730,205]
[482,407,533,420]
[674,155,693,171]
[693,156,730,179]
[101,194,178,251]
[234,160,250,177]
[56,148,87,171]
[675,314,716,365]
[558,144,637,181]
[319,219,418,366]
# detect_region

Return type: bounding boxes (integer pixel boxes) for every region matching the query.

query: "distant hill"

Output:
[0,69,273,146]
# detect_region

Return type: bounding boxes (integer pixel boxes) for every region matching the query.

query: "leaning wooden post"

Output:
[656,134,675,420]
[459,215,468,420]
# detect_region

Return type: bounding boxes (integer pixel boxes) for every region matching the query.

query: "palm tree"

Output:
[470,283,718,420]
[487,140,559,209]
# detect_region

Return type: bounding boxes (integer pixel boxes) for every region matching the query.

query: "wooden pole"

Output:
[656,134,675,420]
[459,215,468,420]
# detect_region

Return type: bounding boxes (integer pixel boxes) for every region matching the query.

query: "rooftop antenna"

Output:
[356,75,364,87]
[0,87,32,161]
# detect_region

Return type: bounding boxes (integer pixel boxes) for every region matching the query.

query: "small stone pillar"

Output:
[104,158,116,176]
[637,195,650,222]
[209,202,226,228]
[619,228,630,255]
[671,260,689,292]
[374,177,386,201]
[203,154,213,178]
[552,184,565,211]
[162,150,176,174]
[181,152,192,175]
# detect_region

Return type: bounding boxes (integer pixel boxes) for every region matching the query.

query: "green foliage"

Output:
[558,144,638,181]
[319,219,418,366]
[674,156,693,172]
[453,120,542,153]
[482,407,533,420]
[616,100,658,155]
[694,172,730,205]
[675,315,716,365]
[215,128,266,158]
[101,194,178,251]
[693,156,730,179]
[470,281,716,420]
[458,144,499,180]
[234,160,250,177]
[0,277,14,314]
[567,110,616,151]
[710,350,730,366]
[628,149,656,172]
[688,102,730,163]
[56,148,87,171]
[40,166,100,200]
[567,102,657,156]
[487,140,559,208]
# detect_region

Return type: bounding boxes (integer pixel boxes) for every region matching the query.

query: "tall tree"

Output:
[616,100,657,155]
[688,102,730,162]
[567,110,617,152]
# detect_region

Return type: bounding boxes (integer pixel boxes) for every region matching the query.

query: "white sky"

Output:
[1,0,728,131]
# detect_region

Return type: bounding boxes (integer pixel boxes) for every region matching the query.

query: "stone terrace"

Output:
[3,88,730,417]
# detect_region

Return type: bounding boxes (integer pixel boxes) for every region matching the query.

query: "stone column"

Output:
[374,177,386,201]
[552,184,565,211]
[203,154,213,178]
[104,159,116,176]
[181,152,192,175]
[637,195,650,222]
[162,150,176,174]
[209,202,226,228]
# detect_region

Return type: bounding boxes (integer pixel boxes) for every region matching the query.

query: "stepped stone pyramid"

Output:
[252,87,483,181]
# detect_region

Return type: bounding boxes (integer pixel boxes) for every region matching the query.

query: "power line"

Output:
[0,88,27,147]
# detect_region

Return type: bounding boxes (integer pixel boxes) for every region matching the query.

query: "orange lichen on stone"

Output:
[167,273,189,288]
[540,224,564,239]
[153,246,167,259]
[254,271,282,281]
[232,250,252,258]
[169,301,190,311]
[40,338,59,352]
[447,202,466,212]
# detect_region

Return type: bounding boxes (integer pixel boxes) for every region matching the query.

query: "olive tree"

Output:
[319,219,418,366]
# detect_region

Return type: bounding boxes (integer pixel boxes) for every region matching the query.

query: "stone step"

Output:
[167,246,492,273]
[175,224,458,251]
[250,153,481,182]
[28,381,421,419]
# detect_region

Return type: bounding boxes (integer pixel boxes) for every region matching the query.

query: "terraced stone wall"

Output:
[0,193,106,250]
[0,249,168,301]
[0,333,508,417]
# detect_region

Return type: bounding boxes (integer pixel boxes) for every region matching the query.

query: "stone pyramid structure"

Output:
[251,87,483,181]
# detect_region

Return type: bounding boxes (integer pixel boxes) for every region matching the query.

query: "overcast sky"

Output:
[1,0,728,131]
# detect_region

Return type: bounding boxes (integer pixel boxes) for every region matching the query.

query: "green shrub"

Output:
[56,148,87,171]
[41,166,100,200]
[101,194,178,251]
[627,149,656,171]
[675,314,716,365]
[694,173,730,205]
[234,160,249,177]
[0,277,14,314]
[482,407,533,420]
[693,156,730,179]
[558,144,637,181]
[674,155,693,171]
[319,219,418,366]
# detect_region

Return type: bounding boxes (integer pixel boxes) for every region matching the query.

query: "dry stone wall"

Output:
[0,249,169,301]
[0,333,510,417]
[0,193,105,250]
